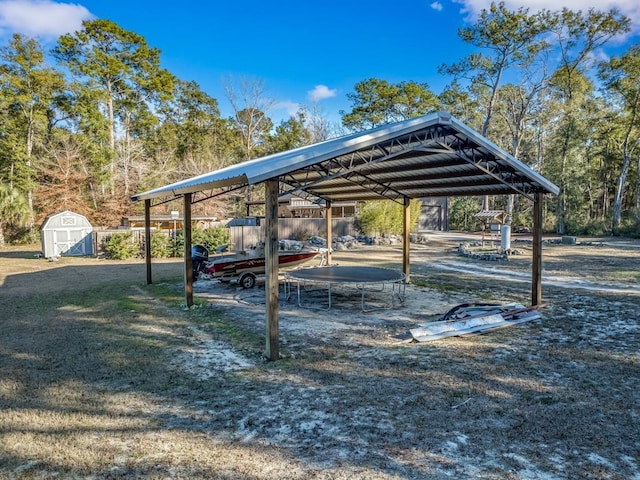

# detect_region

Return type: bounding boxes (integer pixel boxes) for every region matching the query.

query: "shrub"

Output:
[581,219,611,236]
[170,231,184,257]
[356,200,421,236]
[150,232,172,258]
[170,226,232,257]
[0,185,31,245]
[290,227,313,241]
[3,224,39,244]
[197,226,232,251]
[104,232,140,260]
[543,211,557,233]
[618,213,640,238]
[449,197,482,231]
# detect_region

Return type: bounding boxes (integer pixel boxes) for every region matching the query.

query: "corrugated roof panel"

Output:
[132,112,449,201]
[131,111,559,203]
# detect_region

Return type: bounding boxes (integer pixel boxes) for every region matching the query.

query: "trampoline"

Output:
[284,265,406,312]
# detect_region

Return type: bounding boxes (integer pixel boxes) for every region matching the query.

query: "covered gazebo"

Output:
[131,111,559,360]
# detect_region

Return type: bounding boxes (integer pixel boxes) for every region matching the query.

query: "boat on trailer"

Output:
[201,244,323,288]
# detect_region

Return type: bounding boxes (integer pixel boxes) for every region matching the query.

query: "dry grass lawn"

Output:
[0,232,638,479]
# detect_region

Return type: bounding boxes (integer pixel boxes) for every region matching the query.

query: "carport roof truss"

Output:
[131,111,559,361]
[131,111,559,205]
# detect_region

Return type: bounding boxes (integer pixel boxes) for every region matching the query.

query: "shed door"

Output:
[54,228,89,256]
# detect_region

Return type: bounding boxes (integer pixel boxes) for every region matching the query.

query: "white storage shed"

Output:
[40,210,94,258]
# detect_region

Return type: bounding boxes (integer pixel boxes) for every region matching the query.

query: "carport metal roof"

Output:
[131,111,559,204]
[132,111,559,361]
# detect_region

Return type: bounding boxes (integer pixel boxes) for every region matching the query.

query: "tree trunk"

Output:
[556,124,571,235]
[602,167,610,218]
[505,194,514,225]
[612,151,631,234]
[481,61,505,137]
[505,125,524,226]
[635,154,640,213]
[26,108,35,227]
[612,124,637,233]
[480,60,506,215]
[123,111,131,196]
[107,79,116,195]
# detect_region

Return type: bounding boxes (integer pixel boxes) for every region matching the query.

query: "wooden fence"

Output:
[93,218,357,255]
[229,217,357,250]
[93,229,146,256]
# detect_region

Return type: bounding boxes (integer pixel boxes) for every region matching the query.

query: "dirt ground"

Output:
[1,232,639,479]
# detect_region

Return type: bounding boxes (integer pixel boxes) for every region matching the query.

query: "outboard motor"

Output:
[191,244,209,281]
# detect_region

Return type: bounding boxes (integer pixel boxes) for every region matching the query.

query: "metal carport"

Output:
[131,111,559,360]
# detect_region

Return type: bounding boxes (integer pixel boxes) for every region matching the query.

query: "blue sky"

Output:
[0,0,639,125]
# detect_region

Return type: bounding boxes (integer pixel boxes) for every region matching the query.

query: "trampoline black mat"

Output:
[284,266,406,311]
[285,266,405,284]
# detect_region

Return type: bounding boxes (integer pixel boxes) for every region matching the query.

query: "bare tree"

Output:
[223,75,275,160]
[304,102,342,143]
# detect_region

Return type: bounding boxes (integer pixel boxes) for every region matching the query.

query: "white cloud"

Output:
[308,84,338,102]
[430,2,443,12]
[275,100,302,117]
[0,0,93,38]
[454,0,640,31]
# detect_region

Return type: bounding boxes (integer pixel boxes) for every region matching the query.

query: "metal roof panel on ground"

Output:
[131,111,559,203]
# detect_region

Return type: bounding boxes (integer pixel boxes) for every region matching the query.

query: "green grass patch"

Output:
[608,269,640,283]
[410,274,467,293]
[145,282,190,305]
[115,294,147,312]
[188,305,264,353]
[143,282,264,355]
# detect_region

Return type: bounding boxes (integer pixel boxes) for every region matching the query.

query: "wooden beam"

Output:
[144,199,152,285]
[183,193,193,308]
[532,192,543,306]
[264,179,280,361]
[325,200,332,266]
[403,197,411,282]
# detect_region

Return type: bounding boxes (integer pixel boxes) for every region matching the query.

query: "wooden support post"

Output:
[264,179,280,361]
[325,200,332,266]
[532,192,543,306]
[144,199,152,285]
[403,197,411,283]
[183,193,193,308]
